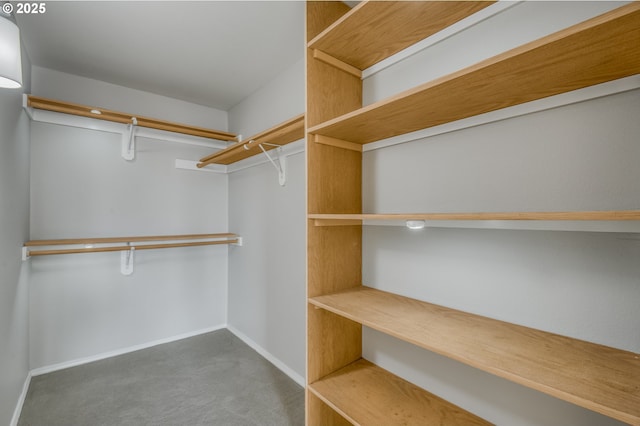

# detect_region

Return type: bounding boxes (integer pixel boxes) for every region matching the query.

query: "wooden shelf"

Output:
[307,3,640,145]
[309,358,490,426]
[310,287,640,425]
[309,210,640,226]
[308,1,495,71]
[198,114,304,167]
[27,95,237,142]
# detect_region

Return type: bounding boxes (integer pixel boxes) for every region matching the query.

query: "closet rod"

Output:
[26,239,238,257]
[24,233,239,257]
[24,233,237,247]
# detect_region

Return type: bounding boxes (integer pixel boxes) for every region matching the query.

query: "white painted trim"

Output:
[363,75,640,153]
[26,107,230,149]
[30,324,226,376]
[227,324,306,388]
[361,1,522,80]
[10,372,32,426]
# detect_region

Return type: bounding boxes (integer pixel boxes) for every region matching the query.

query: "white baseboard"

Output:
[30,324,226,377]
[227,324,305,387]
[10,371,32,426]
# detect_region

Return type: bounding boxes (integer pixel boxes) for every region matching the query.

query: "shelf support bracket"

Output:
[120,246,135,275]
[256,143,286,186]
[122,117,137,161]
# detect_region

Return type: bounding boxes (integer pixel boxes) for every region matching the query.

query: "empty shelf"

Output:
[309,286,640,424]
[309,358,490,426]
[308,1,494,71]
[307,3,640,145]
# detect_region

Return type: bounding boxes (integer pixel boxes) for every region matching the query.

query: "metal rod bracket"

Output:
[122,117,137,160]
[120,246,135,275]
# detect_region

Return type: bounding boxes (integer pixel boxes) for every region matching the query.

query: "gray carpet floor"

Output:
[18,329,304,426]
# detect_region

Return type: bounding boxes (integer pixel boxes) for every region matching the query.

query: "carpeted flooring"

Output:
[18,329,304,425]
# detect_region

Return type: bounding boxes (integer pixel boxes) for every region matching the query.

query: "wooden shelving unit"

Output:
[310,287,640,425]
[306,1,640,425]
[309,3,640,145]
[197,114,305,167]
[27,95,237,142]
[309,358,491,426]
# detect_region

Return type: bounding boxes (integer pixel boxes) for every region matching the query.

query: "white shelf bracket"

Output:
[22,246,29,261]
[232,236,243,247]
[257,143,286,186]
[121,117,137,161]
[120,246,135,275]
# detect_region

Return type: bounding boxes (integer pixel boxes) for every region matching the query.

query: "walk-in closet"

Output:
[1,1,638,425]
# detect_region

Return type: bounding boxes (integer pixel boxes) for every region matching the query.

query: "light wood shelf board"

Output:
[308,1,495,71]
[306,0,351,43]
[198,114,304,166]
[310,287,640,424]
[307,391,352,426]
[309,358,491,426]
[309,210,640,224]
[308,3,640,144]
[306,2,364,403]
[307,305,362,384]
[27,96,237,142]
[307,225,362,299]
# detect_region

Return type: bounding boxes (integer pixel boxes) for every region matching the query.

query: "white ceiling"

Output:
[15,1,305,111]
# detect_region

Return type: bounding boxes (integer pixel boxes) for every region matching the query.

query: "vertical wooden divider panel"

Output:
[306,2,364,425]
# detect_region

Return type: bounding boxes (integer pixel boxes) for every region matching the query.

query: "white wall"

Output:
[360,2,638,425]
[0,34,31,425]
[28,70,230,369]
[227,58,306,382]
[31,66,227,130]
[363,1,631,106]
[228,58,304,137]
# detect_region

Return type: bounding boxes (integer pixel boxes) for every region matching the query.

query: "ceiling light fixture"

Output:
[0,14,23,89]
